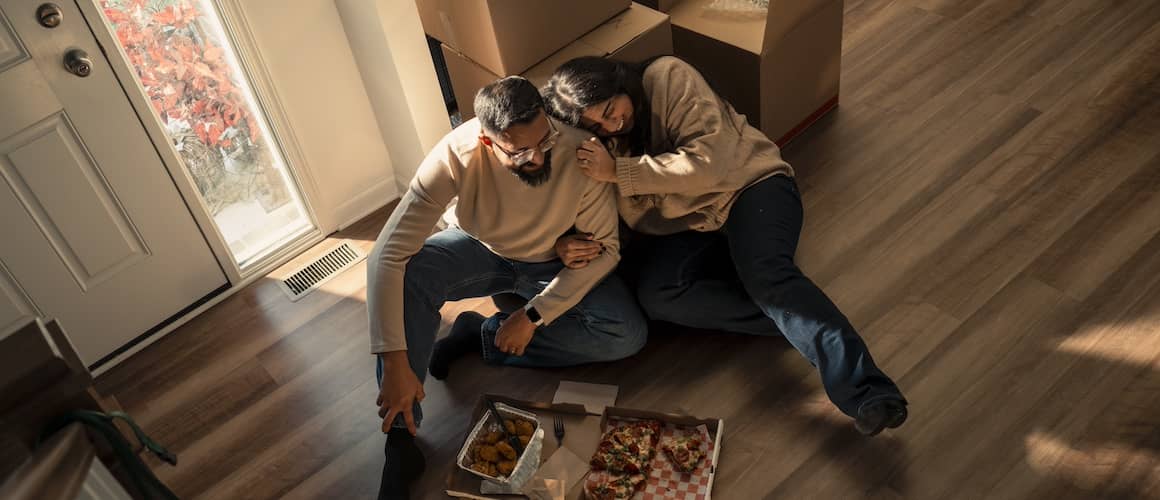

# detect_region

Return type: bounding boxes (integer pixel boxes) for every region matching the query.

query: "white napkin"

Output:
[552,381,619,415]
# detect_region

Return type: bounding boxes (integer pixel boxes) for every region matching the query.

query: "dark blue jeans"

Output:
[379,228,647,428]
[633,175,905,417]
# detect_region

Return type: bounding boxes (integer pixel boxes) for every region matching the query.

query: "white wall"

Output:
[334,0,451,193]
[234,0,400,232]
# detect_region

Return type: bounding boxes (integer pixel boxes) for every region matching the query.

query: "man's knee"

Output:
[402,245,450,293]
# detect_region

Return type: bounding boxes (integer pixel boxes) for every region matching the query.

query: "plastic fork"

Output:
[553,415,565,446]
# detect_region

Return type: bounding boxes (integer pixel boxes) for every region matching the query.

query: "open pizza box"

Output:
[446,394,725,499]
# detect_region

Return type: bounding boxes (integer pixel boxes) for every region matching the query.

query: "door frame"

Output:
[74,0,328,283]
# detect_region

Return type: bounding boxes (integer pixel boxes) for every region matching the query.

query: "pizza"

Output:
[589,420,662,474]
[583,470,647,500]
[661,435,706,474]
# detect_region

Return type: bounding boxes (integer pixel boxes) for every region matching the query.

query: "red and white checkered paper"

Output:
[592,418,715,500]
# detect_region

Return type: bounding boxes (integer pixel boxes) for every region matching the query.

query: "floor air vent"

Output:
[277,242,366,301]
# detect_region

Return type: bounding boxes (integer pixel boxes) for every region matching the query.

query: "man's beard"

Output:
[512,154,552,187]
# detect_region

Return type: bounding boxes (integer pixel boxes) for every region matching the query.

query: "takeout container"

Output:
[457,402,545,487]
[448,395,725,499]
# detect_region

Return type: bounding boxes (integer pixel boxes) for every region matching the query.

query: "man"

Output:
[368,77,647,499]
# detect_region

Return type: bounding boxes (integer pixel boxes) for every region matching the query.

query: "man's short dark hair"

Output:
[475,76,545,135]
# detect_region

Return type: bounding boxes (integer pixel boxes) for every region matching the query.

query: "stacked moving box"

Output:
[416,0,842,145]
[415,0,673,120]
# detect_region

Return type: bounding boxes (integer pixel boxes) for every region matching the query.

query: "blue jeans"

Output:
[378,228,647,428]
[633,175,905,417]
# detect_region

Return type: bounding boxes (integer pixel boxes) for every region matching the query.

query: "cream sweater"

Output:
[367,118,620,353]
[614,56,794,235]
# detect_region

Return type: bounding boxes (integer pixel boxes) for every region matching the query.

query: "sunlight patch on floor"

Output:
[1024,430,1159,492]
[1054,313,1160,369]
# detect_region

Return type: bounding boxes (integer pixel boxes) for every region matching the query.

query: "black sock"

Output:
[379,428,425,500]
[855,398,908,436]
[428,312,485,380]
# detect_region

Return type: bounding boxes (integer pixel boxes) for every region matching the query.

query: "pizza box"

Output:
[446,394,725,499]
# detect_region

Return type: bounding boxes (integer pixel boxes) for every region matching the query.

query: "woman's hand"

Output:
[555,233,603,269]
[576,137,617,183]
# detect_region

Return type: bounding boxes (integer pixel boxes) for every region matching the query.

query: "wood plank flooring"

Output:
[95,1,1160,498]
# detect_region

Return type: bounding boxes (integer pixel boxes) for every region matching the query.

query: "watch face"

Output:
[526,306,542,323]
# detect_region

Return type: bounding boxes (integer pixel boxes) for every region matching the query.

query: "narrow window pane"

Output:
[99,0,313,267]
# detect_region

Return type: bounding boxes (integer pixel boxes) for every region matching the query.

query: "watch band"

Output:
[524,304,544,326]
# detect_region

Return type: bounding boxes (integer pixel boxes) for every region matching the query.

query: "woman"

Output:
[542,56,907,435]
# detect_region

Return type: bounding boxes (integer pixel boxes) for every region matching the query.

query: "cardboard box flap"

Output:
[598,406,723,434]
[582,3,670,54]
[522,4,670,87]
[470,394,589,420]
[487,0,629,72]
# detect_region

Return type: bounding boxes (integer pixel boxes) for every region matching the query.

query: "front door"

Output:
[0,0,227,366]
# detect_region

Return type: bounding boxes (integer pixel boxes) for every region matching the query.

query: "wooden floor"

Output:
[96,1,1160,498]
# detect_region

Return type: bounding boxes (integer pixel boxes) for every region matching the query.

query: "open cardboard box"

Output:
[443,3,672,121]
[447,394,724,499]
[668,0,843,145]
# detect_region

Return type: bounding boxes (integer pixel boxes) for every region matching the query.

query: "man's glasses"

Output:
[492,119,560,165]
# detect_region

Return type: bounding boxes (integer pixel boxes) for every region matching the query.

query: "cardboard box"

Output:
[634,0,680,13]
[670,0,843,145]
[444,3,673,120]
[447,395,724,499]
[416,0,631,77]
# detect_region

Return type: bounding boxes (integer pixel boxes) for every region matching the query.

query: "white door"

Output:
[0,0,227,366]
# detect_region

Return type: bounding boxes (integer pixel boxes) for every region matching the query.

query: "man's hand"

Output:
[555,233,603,269]
[577,137,617,183]
[495,309,536,357]
[377,351,424,435]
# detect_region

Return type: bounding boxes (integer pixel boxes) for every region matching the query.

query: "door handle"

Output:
[38,3,63,28]
[64,49,92,77]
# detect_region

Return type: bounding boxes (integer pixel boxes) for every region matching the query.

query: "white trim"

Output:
[210,0,330,232]
[90,229,326,376]
[237,226,323,278]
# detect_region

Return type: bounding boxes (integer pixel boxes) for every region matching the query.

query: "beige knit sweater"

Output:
[614,56,794,235]
[367,117,620,353]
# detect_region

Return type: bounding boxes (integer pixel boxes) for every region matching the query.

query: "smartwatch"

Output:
[524,304,544,326]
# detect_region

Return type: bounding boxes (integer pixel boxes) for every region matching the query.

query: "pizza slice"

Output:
[584,470,648,500]
[590,420,662,474]
[661,435,706,474]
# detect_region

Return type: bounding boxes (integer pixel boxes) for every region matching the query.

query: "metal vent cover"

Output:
[277,242,365,301]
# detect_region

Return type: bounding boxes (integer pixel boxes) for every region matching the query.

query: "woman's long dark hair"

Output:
[542,56,662,156]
